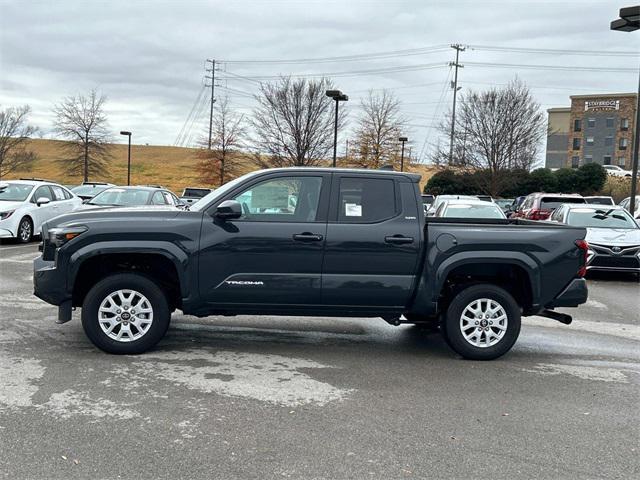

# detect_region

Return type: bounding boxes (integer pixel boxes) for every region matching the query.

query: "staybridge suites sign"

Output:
[584,99,620,111]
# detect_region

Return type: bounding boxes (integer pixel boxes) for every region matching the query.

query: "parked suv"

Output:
[512,193,586,221]
[0,179,82,243]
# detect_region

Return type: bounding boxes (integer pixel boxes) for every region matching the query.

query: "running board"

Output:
[538,309,572,325]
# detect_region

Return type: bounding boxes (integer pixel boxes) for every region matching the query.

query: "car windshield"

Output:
[540,197,585,210]
[443,204,505,219]
[585,197,614,205]
[72,185,110,196]
[567,208,637,229]
[183,188,211,198]
[0,183,34,202]
[88,188,152,206]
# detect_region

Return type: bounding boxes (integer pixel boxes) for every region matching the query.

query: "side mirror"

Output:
[36,197,51,206]
[214,200,242,220]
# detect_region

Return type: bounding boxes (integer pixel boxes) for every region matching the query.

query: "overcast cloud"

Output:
[0,0,637,161]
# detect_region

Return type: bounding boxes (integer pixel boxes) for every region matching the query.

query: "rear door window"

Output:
[337,177,396,223]
[51,185,66,201]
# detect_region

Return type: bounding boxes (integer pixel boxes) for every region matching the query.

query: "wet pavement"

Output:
[0,242,639,479]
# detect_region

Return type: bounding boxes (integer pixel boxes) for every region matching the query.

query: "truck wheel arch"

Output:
[434,255,539,314]
[69,248,188,311]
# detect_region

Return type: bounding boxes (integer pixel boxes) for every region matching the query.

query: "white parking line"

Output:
[0,244,39,252]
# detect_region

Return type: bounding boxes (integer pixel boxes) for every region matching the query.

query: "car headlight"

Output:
[48,225,88,248]
[0,210,15,220]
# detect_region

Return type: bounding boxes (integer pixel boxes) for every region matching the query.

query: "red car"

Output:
[512,193,586,221]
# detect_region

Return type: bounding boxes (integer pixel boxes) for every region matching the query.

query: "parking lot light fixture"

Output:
[611,5,639,216]
[326,89,348,167]
[120,131,132,186]
[399,136,408,172]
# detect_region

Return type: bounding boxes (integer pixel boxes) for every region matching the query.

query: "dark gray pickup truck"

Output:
[34,168,589,360]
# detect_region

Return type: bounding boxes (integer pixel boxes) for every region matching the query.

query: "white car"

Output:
[434,198,507,219]
[603,165,632,177]
[0,179,82,243]
[426,195,479,216]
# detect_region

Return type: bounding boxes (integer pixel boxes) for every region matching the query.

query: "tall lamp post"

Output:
[399,136,408,172]
[120,131,132,186]
[326,90,348,167]
[611,5,640,215]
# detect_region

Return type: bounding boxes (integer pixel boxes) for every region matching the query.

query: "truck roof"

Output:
[252,167,421,183]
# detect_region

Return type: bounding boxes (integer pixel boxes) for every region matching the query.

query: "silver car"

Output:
[550,204,640,274]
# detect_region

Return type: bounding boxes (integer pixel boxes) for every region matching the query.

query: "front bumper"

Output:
[33,256,70,306]
[587,244,640,273]
[546,278,588,308]
[0,228,15,239]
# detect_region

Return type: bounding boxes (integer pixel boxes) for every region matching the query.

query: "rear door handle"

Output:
[293,232,324,242]
[385,235,414,245]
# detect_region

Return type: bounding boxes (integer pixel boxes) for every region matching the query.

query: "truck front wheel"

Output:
[442,284,521,360]
[81,273,171,354]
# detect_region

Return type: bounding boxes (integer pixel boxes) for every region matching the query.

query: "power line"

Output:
[465,61,637,72]
[469,44,639,57]
[174,85,206,146]
[220,44,450,64]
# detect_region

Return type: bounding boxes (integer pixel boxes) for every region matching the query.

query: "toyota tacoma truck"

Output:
[34,168,589,360]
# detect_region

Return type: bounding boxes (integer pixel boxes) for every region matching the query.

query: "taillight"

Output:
[575,239,589,277]
[527,209,551,220]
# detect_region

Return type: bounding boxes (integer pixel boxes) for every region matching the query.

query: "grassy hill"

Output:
[4,138,438,193]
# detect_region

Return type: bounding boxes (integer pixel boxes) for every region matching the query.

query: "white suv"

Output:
[603,165,632,177]
[0,179,83,243]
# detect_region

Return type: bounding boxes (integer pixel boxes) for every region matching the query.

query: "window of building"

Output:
[337,177,396,223]
[619,138,629,150]
[584,155,593,164]
[621,118,629,131]
[571,156,580,168]
[587,118,596,128]
[573,119,581,132]
[604,136,613,147]
[572,137,581,150]
[605,117,614,128]
[603,155,612,165]
[618,156,626,167]
[586,136,594,146]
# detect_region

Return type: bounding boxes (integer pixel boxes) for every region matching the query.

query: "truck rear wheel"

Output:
[442,284,520,360]
[81,273,170,354]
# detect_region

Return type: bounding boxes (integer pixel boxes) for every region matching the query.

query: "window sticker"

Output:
[345,203,362,217]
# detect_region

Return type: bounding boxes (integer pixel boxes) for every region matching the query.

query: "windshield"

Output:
[567,208,637,229]
[89,188,152,206]
[183,188,211,198]
[540,197,585,210]
[189,173,255,212]
[72,185,111,196]
[0,183,34,202]
[443,204,506,219]
[585,197,614,205]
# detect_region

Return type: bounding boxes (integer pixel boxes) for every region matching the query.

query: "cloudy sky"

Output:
[0,0,637,161]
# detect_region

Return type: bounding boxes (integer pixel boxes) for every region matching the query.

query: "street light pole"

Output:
[120,131,132,186]
[399,136,408,172]
[326,90,348,167]
[611,5,640,215]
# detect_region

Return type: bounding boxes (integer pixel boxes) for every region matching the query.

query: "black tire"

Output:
[442,284,521,360]
[17,216,33,243]
[81,273,171,354]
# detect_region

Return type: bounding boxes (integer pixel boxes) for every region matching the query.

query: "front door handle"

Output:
[385,235,414,245]
[293,232,324,242]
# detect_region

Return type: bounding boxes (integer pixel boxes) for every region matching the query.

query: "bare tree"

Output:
[251,76,345,167]
[53,90,112,181]
[431,78,545,195]
[0,105,38,178]
[197,97,247,186]
[352,90,406,169]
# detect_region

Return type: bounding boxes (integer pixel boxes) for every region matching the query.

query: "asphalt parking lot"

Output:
[0,242,638,479]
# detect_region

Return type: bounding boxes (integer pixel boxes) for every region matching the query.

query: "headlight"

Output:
[0,210,15,220]
[48,226,88,248]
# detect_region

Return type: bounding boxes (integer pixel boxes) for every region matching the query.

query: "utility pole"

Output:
[206,59,217,150]
[448,44,465,165]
